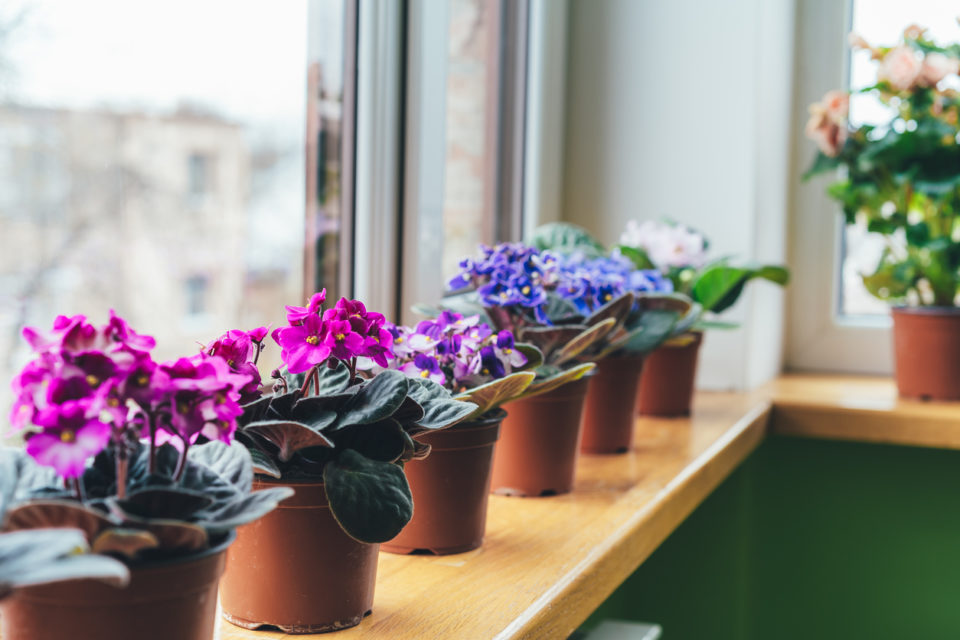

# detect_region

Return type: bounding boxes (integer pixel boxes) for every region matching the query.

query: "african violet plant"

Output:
[210,291,477,544]
[0,449,129,600]
[804,24,960,306]
[377,311,538,420]
[431,241,690,390]
[612,221,789,320]
[3,312,291,565]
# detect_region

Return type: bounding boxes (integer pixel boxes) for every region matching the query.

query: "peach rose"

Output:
[878,46,923,91]
[805,91,849,157]
[918,52,960,87]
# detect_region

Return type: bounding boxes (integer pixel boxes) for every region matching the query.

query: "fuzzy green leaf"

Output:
[244,419,335,462]
[323,449,413,543]
[335,370,409,430]
[554,318,616,364]
[525,362,596,399]
[454,371,536,418]
[692,264,790,313]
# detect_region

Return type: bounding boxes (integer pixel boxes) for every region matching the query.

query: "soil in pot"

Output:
[382,410,503,555]
[636,332,703,417]
[490,377,590,497]
[581,354,645,454]
[219,479,379,634]
[892,307,960,401]
[0,534,232,640]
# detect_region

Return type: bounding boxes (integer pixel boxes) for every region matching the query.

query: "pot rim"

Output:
[891,305,960,316]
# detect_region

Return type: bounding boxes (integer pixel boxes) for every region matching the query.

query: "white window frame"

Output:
[787,0,893,375]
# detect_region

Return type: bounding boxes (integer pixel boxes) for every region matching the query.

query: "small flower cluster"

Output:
[385,311,526,391]
[9,312,252,478]
[554,252,674,314]
[619,220,708,271]
[270,290,394,374]
[448,243,561,321]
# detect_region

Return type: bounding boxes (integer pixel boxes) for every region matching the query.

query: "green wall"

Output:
[582,436,960,639]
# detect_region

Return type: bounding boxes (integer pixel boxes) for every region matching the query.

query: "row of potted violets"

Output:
[0,226,787,638]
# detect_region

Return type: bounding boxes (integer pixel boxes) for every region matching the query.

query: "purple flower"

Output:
[474,345,506,379]
[25,402,111,479]
[323,319,365,361]
[400,353,446,384]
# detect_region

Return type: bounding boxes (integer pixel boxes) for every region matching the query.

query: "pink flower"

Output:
[323,319,365,361]
[285,290,327,324]
[25,402,111,478]
[878,46,922,92]
[275,314,333,374]
[805,90,849,157]
[918,52,959,87]
[247,325,271,344]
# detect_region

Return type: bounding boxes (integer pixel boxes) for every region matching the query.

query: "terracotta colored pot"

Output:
[892,307,960,401]
[490,377,590,496]
[581,354,645,454]
[382,411,503,555]
[220,478,379,634]
[636,332,703,417]
[0,534,232,640]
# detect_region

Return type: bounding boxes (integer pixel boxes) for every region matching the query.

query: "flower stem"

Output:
[173,442,190,482]
[253,342,263,366]
[115,451,128,500]
[299,364,319,396]
[147,412,157,475]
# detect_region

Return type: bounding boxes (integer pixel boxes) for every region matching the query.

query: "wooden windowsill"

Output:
[207,374,956,639]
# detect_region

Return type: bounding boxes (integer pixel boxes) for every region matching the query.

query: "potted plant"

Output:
[373,311,538,554]
[1,312,289,640]
[215,292,477,633]
[607,220,789,415]
[0,461,130,601]
[803,24,960,400]
[437,241,685,489]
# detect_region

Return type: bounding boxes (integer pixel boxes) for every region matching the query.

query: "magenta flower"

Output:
[25,402,111,479]
[285,289,327,324]
[105,309,156,352]
[323,319,365,360]
[275,314,333,374]
[247,325,271,344]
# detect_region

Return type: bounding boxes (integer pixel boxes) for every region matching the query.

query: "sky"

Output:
[0,0,334,128]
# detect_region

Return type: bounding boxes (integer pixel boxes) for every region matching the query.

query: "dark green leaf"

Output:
[514,342,544,370]
[188,441,254,494]
[248,447,282,479]
[585,292,634,332]
[244,419,335,462]
[406,378,478,431]
[114,488,213,520]
[334,420,407,463]
[614,245,656,270]
[323,449,412,543]
[604,309,679,357]
[193,487,293,534]
[691,264,789,313]
[335,370,408,429]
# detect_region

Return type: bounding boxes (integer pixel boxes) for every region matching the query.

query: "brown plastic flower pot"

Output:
[490,377,590,496]
[219,479,379,634]
[892,307,960,401]
[0,534,232,640]
[381,411,503,555]
[581,354,645,454]
[636,332,703,417]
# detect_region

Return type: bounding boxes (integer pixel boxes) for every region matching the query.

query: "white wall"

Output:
[560,0,796,390]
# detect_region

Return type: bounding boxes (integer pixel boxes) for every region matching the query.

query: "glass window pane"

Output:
[0,0,350,421]
[840,1,960,316]
[441,0,498,281]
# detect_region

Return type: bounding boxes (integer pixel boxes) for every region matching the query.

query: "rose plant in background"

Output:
[804,23,960,400]
[2,313,290,640]
[216,291,477,632]
[373,311,538,554]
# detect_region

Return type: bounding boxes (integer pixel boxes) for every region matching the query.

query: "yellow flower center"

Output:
[305,335,320,345]
[177,402,190,414]
[420,370,429,378]
[107,398,120,408]
[85,374,99,387]
[136,375,149,386]
[226,359,235,367]
[481,368,489,375]
[504,348,512,354]
[215,392,226,404]
[604,294,612,301]
[522,286,531,295]
[335,333,346,341]
[60,430,75,443]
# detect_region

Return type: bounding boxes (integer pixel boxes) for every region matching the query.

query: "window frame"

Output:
[786,0,893,375]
